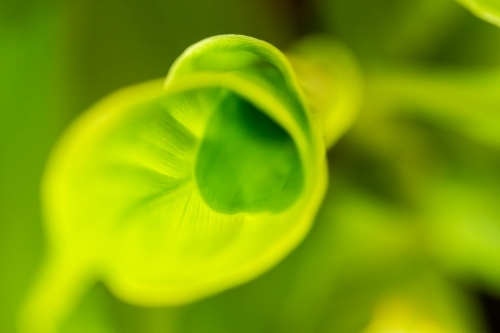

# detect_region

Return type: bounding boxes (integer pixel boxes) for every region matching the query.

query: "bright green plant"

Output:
[19,35,361,333]
[14,1,500,332]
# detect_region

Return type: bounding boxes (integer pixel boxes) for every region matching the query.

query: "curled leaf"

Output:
[21,35,331,332]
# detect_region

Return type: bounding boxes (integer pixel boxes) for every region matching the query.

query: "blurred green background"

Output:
[3,0,500,332]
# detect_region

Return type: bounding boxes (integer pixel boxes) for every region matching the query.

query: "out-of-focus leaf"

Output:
[348,104,500,301]
[365,63,500,149]
[21,35,328,333]
[360,273,486,333]
[456,0,500,27]
[422,174,500,295]
[286,35,363,148]
[314,0,461,59]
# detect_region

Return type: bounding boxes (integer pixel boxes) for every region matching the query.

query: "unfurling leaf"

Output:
[20,35,361,332]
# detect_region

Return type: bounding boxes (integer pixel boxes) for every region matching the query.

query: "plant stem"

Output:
[364,63,500,146]
[18,251,94,333]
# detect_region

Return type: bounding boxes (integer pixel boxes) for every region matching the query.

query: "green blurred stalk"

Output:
[364,62,500,147]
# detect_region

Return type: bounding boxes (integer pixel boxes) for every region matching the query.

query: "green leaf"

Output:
[456,0,500,27]
[422,174,500,294]
[286,35,363,148]
[357,272,486,333]
[365,63,500,150]
[20,35,328,332]
[316,0,461,58]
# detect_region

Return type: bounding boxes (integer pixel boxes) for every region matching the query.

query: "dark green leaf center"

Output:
[195,92,304,214]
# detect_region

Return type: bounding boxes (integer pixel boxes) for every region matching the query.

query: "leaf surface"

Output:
[29,36,328,332]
